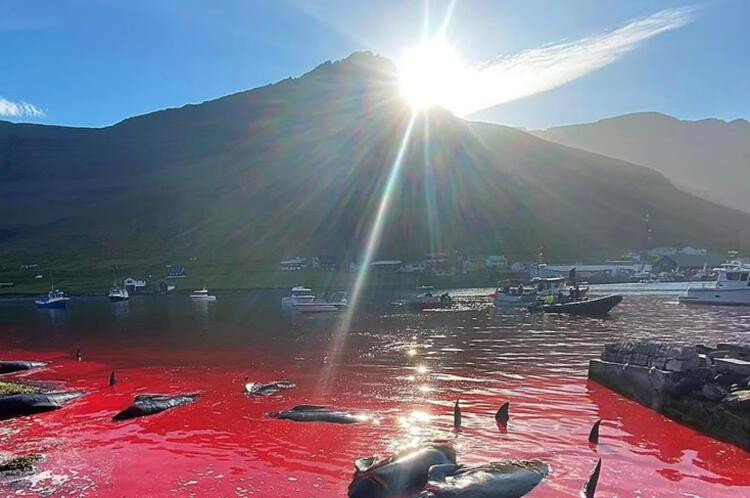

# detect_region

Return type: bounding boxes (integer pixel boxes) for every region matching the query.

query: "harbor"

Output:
[2,293,750,496]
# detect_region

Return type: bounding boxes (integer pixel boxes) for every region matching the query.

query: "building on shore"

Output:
[124,277,147,294]
[279,257,307,271]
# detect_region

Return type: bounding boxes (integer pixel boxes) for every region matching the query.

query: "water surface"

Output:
[1,292,750,497]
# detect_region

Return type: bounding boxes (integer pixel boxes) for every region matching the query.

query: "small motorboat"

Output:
[281,286,315,308]
[190,288,216,301]
[108,285,129,301]
[494,277,589,308]
[35,288,70,309]
[527,295,622,316]
[408,292,453,310]
[292,291,349,313]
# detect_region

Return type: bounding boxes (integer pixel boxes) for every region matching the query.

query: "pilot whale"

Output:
[348,443,457,498]
[0,391,85,420]
[113,394,200,421]
[0,361,45,375]
[269,405,371,424]
[244,380,296,396]
[415,460,550,497]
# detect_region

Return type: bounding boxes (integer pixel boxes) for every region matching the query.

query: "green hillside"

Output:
[1,52,748,281]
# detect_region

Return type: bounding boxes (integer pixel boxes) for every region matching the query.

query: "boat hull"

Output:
[528,295,622,316]
[679,287,750,306]
[35,299,68,309]
[293,303,348,313]
[494,294,536,307]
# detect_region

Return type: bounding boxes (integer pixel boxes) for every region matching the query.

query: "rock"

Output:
[700,383,728,402]
[722,390,750,413]
[716,358,750,377]
[0,454,43,475]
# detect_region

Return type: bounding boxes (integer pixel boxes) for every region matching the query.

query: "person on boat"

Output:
[557,290,565,304]
[545,294,555,305]
[569,287,575,302]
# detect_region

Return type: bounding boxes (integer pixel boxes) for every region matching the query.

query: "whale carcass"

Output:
[348,443,456,498]
[269,405,371,424]
[113,394,200,421]
[0,391,85,420]
[416,460,550,497]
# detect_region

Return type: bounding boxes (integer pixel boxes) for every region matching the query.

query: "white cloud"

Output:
[454,7,696,115]
[0,97,45,118]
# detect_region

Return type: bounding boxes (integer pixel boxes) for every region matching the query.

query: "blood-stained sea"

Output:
[1,291,750,497]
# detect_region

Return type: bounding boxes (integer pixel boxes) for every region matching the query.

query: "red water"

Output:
[2,294,750,497]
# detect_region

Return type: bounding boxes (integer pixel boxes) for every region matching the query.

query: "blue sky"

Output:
[1,0,747,128]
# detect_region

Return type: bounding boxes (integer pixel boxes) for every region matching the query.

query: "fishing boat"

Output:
[108,285,129,301]
[35,288,70,309]
[293,291,349,313]
[679,260,750,306]
[281,286,316,308]
[190,288,216,301]
[494,277,588,307]
[408,292,453,310]
[527,294,622,316]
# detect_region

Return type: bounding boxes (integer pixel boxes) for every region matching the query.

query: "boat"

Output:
[679,260,750,306]
[108,285,129,301]
[281,286,316,308]
[293,291,349,313]
[190,288,216,301]
[528,295,623,316]
[408,292,453,310]
[35,288,70,309]
[494,277,588,307]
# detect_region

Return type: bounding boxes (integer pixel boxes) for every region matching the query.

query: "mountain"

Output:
[1,53,749,267]
[533,112,750,213]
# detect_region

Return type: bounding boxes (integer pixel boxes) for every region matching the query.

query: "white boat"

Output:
[679,261,750,306]
[35,288,70,309]
[108,285,129,301]
[281,287,348,313]
[190,288,216,301]
[294,291,349,313]
[281,286,315,308]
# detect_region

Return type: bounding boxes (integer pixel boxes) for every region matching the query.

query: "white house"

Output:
[280,257,307,271]
[400,263,426,273]
[648,247,677,257]
[679,246,707,256]
[123,277,147,294]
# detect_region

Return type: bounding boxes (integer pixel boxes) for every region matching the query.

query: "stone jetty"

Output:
[589,341,750,450]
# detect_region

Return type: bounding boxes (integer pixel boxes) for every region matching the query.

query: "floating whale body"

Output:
[0,361,45,375]
[269,405,371,424]
[0,391,85,420]
[244,380,296,396]
[416,460,550,497]
[113,394,200,421]
[348,443,457,498]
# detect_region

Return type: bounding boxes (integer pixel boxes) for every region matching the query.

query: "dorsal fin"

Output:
[495,401,510,425]
[588,419,602,445]
[583,458,601,497]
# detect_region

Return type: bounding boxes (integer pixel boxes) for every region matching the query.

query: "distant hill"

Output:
[1,53,749,266]
[533,112,750,213]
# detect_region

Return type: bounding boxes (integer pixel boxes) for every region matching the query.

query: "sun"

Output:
[397,38,468,113]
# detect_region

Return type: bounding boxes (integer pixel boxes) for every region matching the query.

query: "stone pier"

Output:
[589,342,750,450]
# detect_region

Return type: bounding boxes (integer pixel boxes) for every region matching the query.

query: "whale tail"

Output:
[453,399,461,430]
[588,419,602,445]
[495,401,510,425]
[582,458,601,497]
[109,371,117,386]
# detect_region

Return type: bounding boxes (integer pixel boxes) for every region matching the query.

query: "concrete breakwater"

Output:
[589,341,750,450]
